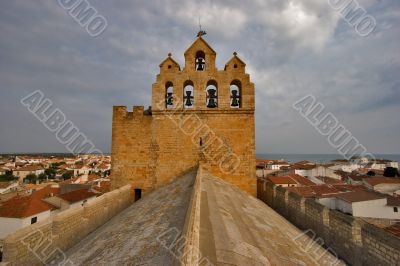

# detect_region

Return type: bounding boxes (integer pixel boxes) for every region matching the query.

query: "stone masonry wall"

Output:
[111,106,154,192]
[257,179,400,266]
[1,185,134,265]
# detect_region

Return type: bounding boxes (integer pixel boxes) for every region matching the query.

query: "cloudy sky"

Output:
[0,0,399,155]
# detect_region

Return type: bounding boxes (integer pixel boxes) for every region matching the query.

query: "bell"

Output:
[231,90,239,107]
[207,89,217,108]
[185,91,193,106]
[196,58,204,71]
[166,92,173,106]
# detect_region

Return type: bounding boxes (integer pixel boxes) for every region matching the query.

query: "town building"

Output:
[363,177,400,195]
[332,191,400,219]
[0,194,53,238]
[13,165,45,182]
[0,182,18,194]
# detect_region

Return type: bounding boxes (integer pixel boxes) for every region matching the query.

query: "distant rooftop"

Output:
[335,190,386,203]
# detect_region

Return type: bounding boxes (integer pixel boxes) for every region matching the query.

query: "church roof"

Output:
[65,167,343,265]
[66,169,196,265]
[184,36,216,55]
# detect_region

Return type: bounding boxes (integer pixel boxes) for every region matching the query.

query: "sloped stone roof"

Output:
[65,167,343,265]
[197,170,343,265]
[65,169,196,265]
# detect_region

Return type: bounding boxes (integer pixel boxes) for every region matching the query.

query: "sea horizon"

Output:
[256,153,400,164]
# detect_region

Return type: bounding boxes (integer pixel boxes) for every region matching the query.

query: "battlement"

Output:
[112,106,152,120]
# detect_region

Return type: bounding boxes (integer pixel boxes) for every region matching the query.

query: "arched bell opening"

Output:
[195,51,205,71]
[183,80,194,109]
[230,80,241,108]
[165,81,173,109]
[206,80,218,108]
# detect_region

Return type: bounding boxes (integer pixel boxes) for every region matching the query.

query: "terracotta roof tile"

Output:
[335,191,386,203]
[286,187,316,198]
[0,196,52,218]
[364,177,400,186]
[15,165,44,172]
[288,174,315,186]
[385,223,400,237]
[268,176,297,185]
[58,189,97,203]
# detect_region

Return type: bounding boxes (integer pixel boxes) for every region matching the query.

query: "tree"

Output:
[62,171,73,180]
[45,168,56,179]
[384,167,399,178]
[0,173,18,182]
[25,173,37,184]
[38,173,47,181]
[51,162,65,168]
[367,170,376,176]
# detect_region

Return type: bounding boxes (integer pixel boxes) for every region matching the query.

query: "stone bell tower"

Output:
[111,34,256,196]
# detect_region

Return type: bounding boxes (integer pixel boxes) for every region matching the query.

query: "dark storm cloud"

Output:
[0,0,399,154]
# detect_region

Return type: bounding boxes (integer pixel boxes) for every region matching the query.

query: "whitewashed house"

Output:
[295,165,341,180]
[13,165,45,182]
[387,161,399,169]
[266,161,290,170]
[363,177,400,195]
[67,165,92,177]
[334,191,400,219]
[0,182,19,194]
[0,196,52,239]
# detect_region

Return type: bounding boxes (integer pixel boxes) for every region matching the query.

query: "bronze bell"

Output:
[207,89,217,108]
[185,91,193,106]
[166,92,173,106]
[196,58,204,71]
[231,90,239,107]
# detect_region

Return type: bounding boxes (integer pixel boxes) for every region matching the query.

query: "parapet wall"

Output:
[257,179,400,266]
[1,185,134,265]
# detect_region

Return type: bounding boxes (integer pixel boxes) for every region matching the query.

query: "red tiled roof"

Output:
[33,186,60,199]
[294,164,316,170]
[268,174,315,186]
[286,186,316,198]
[289,174,315,186]
[268,176,297,185]
[0,182,14,189]
[348,175,368,181]
[315,176,344,184]
[335,191,386,203]
[58,189,97,203]
[332,184,367,193]
[92,182,111,194]
[310,185,340,196]
[385,223,400,237]
[0,196,52,218]
[364,177,400,186]
[15,165,44,172]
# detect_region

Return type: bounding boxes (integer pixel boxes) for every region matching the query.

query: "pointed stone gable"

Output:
[159,54,181,71]
[184,36,216,55]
